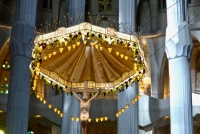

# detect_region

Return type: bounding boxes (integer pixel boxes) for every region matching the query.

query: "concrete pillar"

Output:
[118,82,139,134]
[61,93,82,134]
[66,0,85,24]
[6,0,37,134]
[166,1,193,134]
[52,125,61,134]
[119,0,137,33]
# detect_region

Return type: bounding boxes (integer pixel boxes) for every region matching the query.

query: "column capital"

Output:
[10,21,36,59]
[165,22,193,59]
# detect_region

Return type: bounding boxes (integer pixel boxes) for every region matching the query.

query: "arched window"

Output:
[99,0,112,12]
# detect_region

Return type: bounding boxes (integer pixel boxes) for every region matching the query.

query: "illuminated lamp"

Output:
[95,44,98,49]
[43,99,46,104]
[118,110,122,115]
[60,113,64,117]
[121,108,125,112]
[67,46,71,51]
[116,51,119,56]
[40,97,43,101]
[53,51,57,55]
[131,100,135,104]
[125,104,129,109]
[32,86,36,90]
[54,108,57,112]
[44,56,47,60]
[95,118,99,122]
[76,117,79,122]
[108,47,112,53]
[90,42,94,47]
[134,97,138,102]
[57,110,61,114]
[88,118,92,122]
[104,116,108,121]
[0,130,4,134]
[100,46,103,51]
[76,41,81,46]
[48,104,52,109]
[71,116,75,121]
[84,39,87,45]
[124,56,128,60]
[72,44,76,49]
[100,117,104,121]
[59,48,63,53]
[36,94,40,98]
[116,113,119,117]
[48,53,52,58]
[138,95,141,99]
[120,54,124,58]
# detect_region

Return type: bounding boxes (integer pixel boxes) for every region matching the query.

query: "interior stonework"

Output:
[0,0,200,134]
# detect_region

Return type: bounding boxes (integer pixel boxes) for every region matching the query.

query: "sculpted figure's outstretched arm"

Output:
[71,88,82,102]
[89,88,101,102]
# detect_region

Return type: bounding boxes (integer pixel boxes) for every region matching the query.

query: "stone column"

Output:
[119,0,137,34]
[6,0,37,134]
[166,1,193,134]
[118,82,139,134]
[61,93,82,134]
[66,0,85,24]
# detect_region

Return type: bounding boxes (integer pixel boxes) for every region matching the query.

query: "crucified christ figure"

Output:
[71,88,101,134]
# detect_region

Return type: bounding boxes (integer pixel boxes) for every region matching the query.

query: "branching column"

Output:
[119,0,137,33]
[6,0,37,134]
[118,82,139,134]
[166,1,193,134]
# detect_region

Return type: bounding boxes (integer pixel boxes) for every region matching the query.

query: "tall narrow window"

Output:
[187,0,191,4]
[163,0,166,9]
[99,0,112,12]
[99,0,104,12]
[158,0,161,10]
[43,0,48,8]
[107,0,112,12]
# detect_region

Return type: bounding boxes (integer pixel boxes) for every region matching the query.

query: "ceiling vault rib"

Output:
[69,46,86,82]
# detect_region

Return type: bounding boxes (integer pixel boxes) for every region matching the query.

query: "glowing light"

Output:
[121,108,125,112]
[76,41,80,46]
[100,46,103,51]
[95,44,98,49]
[116,113,119,117]
[100,117,104,121]
[88,118,92,122]
[44,56,47,60]
[120,54,124,58]
[60,113,64,117]
[40,97,43,101]
[68,46,71,51]
[116,51,119,56]
[36,95,40,98]
[48,104,52,109]
[59,48,63,53]
[118,110,122,115]
[131,100,135,104]
[54,108,57,112]
[53,51,57,55]
[72,44,76,49]
[108,47,112,53]
[124,55,128,60]
[95,118,99,122]
[137,95,141,99]
[0,130,4,134]
[43,99,46,104]
[125,104,129,109]
[48,53,52,58]
[71,116,75,121]
[134,97,138,102]
[104,116,108,121]
[76,117,79,122]
[84,39,87,45]
[57,110,61,114]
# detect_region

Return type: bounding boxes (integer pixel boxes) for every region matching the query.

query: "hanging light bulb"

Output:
[84,39,87,45]
[76,41,81,46]
[88,118,92,122]
[44,56,47,60]
[59,48,63,53]
[131,100,135,104]
[43,99,46,104]
[71,116,75,121]
[67,46,71,51]
[53,51,57,55]
[72,44,76,49]
[100,46,103,51]
[54,108,57,112]
[100,117,104,121]
[95,118,99,122]
[137,95,141,99]
[60,113,64,117]
[48,53,52,58]
[57,110,60,114]
[95,44,98,49]
[116,113,119,117]
[48,104,52,109]
[120,54,124,58]
[121,108,125,113]
[134,97,138,102]
[125,104,129,109]
[104,116,108,121]
[108,47,112,53]
[118,110,122,115]
[124,56,128,60]
[90,42,94,47]
[36,94,40,98]
[65,40,68,46]
[76,117,79,122]
[116,51,119,56]
[40,97,43,101]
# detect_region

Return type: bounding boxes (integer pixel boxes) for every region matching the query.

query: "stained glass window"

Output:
[107,0,112,12]
[99,0,104,12]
